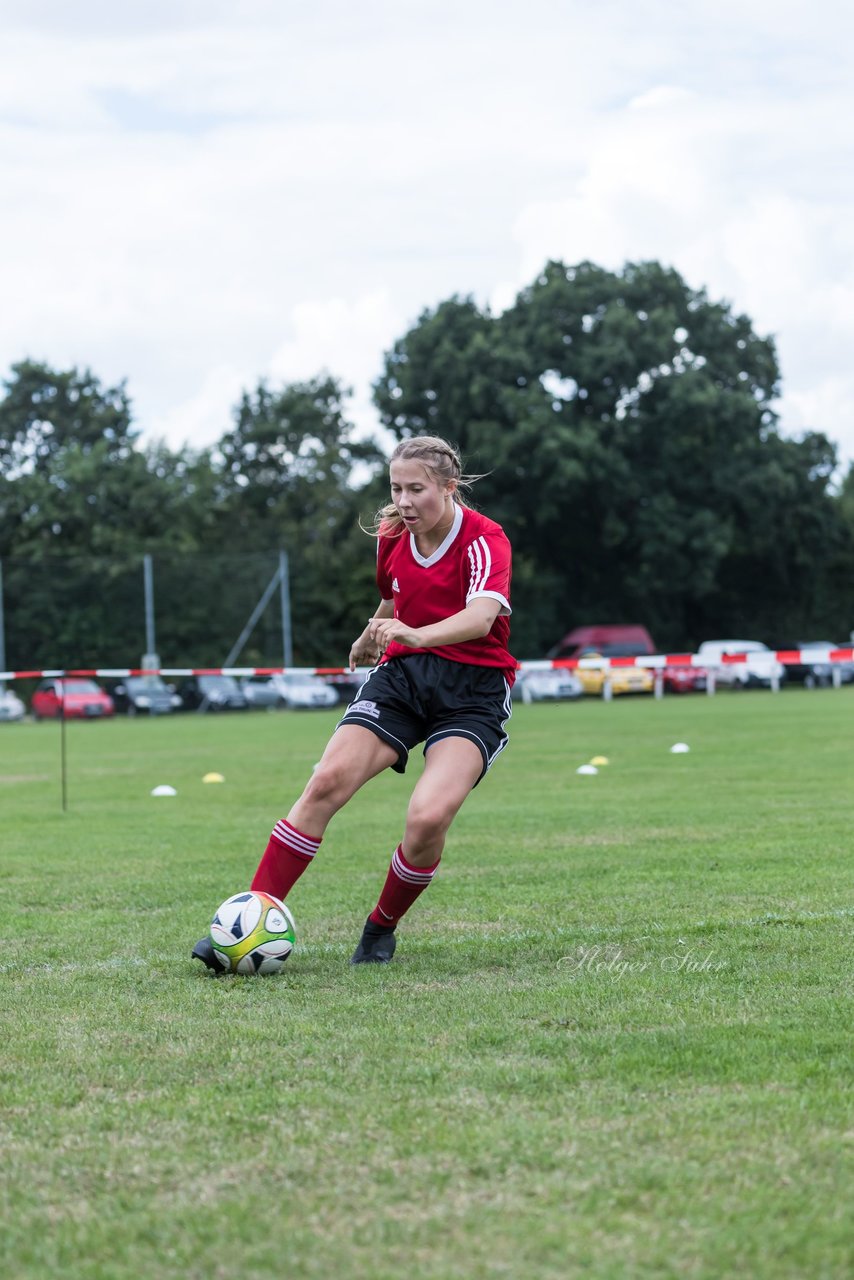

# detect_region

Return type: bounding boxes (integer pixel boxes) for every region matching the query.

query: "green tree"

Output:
[374,260,847,652]
[0,362,387,670]
[0,358,136,479]
[209,375,386,664]
[825,462,854,643]
[0,360,213,562]
[0,362,195,667]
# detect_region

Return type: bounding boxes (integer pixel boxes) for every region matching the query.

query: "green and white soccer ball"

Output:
[209,890,296,975]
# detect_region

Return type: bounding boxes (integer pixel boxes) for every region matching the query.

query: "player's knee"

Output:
[405,796,454,848]
[301,760,351,811]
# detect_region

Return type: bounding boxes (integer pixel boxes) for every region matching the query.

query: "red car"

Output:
[662,665,707,694]
[31,678,115,720]
[548,623,655,661]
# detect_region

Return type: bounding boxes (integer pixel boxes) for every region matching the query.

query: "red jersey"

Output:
[376,504,516,684]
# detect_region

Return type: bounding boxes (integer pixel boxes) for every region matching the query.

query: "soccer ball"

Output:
[209,890,296,975]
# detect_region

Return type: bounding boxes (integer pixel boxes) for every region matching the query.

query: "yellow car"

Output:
[575,650,655,696]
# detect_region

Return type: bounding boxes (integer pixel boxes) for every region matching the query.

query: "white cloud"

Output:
[499,79,854,461]
[628,86,693,111]
[152,364,248,451]
[268,291,402,445]
[1,0,853,468]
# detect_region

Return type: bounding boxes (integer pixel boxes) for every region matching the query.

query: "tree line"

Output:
[2,258,853,670]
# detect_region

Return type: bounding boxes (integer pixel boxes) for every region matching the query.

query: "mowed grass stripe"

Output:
[1,688,853,1279]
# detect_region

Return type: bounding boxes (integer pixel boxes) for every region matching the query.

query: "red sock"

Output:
[369,845,440,928]
[251,819,321,900]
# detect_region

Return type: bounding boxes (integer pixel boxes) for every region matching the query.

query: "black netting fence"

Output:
[1,550,306,673]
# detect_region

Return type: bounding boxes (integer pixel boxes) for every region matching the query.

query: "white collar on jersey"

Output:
[410,502,463,567]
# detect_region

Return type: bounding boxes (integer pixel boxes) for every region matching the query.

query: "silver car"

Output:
[241,673,338,710]
[696,640,786,688]
[513,669,584,703]
[0,686,26,722]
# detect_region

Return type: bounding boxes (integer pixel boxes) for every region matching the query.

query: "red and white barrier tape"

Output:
[523,647,854,672]
[2,648,853,681]
[0,666,355,679]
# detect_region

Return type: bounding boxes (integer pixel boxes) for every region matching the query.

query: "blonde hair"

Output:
[369,435,481,537]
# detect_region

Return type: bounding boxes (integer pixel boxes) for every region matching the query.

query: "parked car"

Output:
[695,640,785,688]
[575,650,655,696]
[780,642,854,688]
[513,669,584,703]
[325,671,366,705]
[31,678,114,720]
[177,674,249,711]
[0,686,26,722]
[242,673,338,710]
[548,624,655,661]
[662,664,707,694]
[110,675,182,715]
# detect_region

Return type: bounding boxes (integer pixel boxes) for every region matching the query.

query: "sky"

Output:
[2,0,853,466]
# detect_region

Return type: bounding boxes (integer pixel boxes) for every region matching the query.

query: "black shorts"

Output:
[338,653,513,782]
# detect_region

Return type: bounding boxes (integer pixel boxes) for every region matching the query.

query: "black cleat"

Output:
[192,936,227,974]
[350,917,397,965]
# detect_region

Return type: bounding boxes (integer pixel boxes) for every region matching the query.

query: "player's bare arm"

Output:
[349,597,394,670]
[370,597,501,653]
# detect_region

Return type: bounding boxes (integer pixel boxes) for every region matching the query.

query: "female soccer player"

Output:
[193,435,515,967]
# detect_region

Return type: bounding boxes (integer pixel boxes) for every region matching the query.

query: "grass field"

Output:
[2,688,853,1279]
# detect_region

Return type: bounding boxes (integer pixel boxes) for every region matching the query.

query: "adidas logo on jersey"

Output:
[392,577,400,592]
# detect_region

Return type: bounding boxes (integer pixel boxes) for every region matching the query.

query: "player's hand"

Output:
[348,631,381,672]
[369,617,424,653]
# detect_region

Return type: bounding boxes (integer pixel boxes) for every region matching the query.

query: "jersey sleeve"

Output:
[464,529,512,615]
